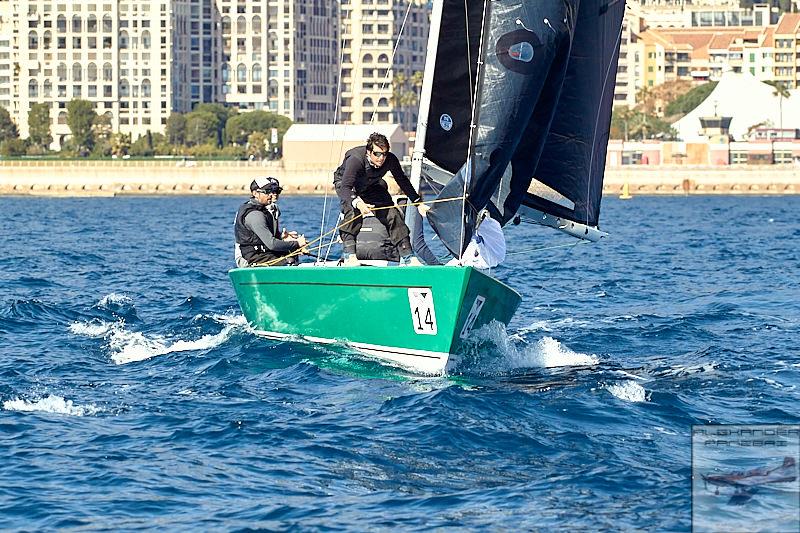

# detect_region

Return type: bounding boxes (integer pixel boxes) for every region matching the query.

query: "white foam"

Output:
[464,323,599,372]
[3,395,100,416]
[606,381,648,403]
[109,324,237,364]
[69,314,247,365]
[97,293,132,307]
[68,320,115,337]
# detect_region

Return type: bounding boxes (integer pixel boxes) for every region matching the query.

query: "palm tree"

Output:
[769,81,790,137]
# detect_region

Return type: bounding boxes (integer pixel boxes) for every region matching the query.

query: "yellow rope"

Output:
[257,196,465,267]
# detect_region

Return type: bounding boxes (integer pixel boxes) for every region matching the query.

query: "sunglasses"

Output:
[256,188,282,195]
[371,150,387,158]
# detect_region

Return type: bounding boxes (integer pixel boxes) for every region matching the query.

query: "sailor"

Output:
[333,132,429,266]
[234,177,308,267]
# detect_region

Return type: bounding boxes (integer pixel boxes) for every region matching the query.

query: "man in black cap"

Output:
[234,177,307,267]
[334,132,429,266]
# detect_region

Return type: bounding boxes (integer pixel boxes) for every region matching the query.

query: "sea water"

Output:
[0,194,798,530]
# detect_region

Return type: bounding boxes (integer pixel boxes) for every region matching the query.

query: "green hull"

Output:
[229,265,521,374]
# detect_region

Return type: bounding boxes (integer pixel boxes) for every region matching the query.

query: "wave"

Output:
[605,381,649,403]
[69,313,249,364]
[3,395,101,416]
[458,322,599,374]
[96,293,133,308]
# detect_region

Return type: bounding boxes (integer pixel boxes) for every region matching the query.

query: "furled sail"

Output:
[423,0,624,255]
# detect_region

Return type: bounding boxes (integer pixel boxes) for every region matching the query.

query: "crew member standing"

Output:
[234,177,307,267]
[333,132,429,266]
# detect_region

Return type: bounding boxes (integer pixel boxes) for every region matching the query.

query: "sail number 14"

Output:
[407,288,438,335]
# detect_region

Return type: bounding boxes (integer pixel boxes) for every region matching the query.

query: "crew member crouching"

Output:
[234,177,308,267]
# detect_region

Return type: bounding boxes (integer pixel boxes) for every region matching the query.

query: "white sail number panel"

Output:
[408,288,438,335]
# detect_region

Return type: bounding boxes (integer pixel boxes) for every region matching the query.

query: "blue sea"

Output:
[1,194,798,531]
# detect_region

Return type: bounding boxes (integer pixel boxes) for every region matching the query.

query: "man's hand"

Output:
[296,234,310,254]
[353,197,374,216]
[282,229,299,239]
[418,203,431,218]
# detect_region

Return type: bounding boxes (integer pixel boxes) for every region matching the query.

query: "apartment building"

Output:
[0,0,340,147]
[339,0,428,130]
[218,0,339,123]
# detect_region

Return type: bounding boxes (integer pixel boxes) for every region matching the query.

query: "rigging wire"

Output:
[460,0,490,259]
[370,1,414,125]
[317,22,350,264]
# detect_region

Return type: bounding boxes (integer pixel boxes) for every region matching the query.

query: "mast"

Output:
[405,0,445,234]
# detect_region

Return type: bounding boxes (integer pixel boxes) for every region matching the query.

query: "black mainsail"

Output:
[420,0,624,255]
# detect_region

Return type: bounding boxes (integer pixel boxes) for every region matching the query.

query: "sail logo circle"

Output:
[496,29,541,74]
[509,42,534,62]
[440,114,453,131]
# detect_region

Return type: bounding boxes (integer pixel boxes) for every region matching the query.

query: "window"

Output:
[237,16,246,33]
[120,79,129,97]
[72,63,82,81]
[222,63,229,82]
[363,53,373,63]
[87,62,97,81]
[103,62,112,81]
[141,30,151,49]
[57,62,67,81]
[72,15,82,32]
[58,111,67,125]
[120,31,129,49]
[102,15,112,33]
[252,63,262,81]
[237,63,247,82]
[252,16,262,34]
[57,15,66,33]
[87,15,97,32]
[29,80,38,98]
[141,79,151,97]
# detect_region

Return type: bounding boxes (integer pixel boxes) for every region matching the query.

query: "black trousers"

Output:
[336,182,412,256]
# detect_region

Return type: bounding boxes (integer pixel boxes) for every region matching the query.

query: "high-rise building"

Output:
[218,0,339,124]
[0,0,340,147]
[339,0,429,131]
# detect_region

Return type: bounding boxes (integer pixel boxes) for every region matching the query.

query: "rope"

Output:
[257,195,465,267]
[505,239,589,256]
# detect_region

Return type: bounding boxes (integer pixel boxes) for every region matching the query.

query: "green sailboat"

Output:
[231,0,623,374]
[230,265,520,374]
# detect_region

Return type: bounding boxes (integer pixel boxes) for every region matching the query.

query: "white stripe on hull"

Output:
[253,330,454,375]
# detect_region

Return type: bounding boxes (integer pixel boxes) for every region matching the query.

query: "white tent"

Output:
[672,70,800,141]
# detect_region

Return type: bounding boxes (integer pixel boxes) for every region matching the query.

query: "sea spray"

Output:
[3,395,101,416]
[456,321,599,374]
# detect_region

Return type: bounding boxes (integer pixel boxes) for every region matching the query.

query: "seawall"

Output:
[0,160,798,196]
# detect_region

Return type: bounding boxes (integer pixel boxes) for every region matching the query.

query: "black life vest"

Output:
[234,200,281,263]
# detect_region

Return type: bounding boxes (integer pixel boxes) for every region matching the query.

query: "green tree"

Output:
[664,82,718,117]
[246,131,268,160]
[129,131,155,156]
[185,111,221,147]
[611,107,677,140]
[225,110,292,146]
[194,103,236,144]
[28,103,52,150]
[0,107,19,143]
[166,113,187,146]
[0,138,27,156]
[66,99,97,156]
[110,133,132,157]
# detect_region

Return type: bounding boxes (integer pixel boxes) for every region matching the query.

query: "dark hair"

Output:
[366,132,389,152]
